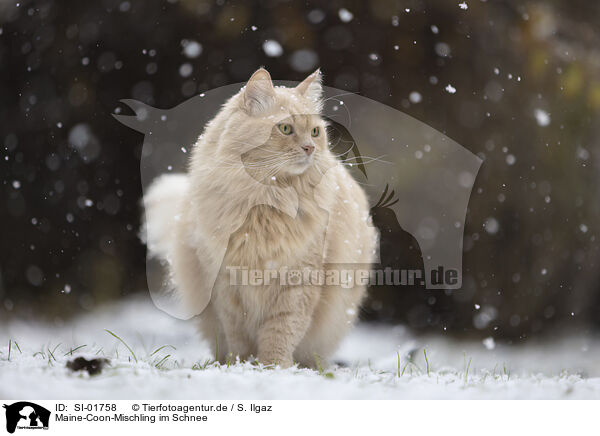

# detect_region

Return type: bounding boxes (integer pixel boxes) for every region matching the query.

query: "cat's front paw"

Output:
[257,352,293,369]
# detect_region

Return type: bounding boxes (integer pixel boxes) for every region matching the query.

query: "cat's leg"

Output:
[210,282,253,362]
[256,286,320,368]
[294,282,367,368]
[196,303,228,363]
[219,303,253,363]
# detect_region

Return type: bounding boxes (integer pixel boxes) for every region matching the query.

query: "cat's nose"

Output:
[301,144,315,155]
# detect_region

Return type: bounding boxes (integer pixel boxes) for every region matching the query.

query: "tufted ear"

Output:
[296,68,323,103]
[243,68,275,115]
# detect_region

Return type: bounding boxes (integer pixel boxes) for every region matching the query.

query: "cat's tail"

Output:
[140,173,189,260]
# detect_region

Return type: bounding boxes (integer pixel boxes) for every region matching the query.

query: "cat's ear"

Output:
[243,68,275,115]
[296,69,323,103]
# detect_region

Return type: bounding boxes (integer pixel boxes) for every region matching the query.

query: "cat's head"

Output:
[223,68,329,181]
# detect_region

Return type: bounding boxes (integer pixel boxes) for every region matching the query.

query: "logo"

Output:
[3,402,50,434]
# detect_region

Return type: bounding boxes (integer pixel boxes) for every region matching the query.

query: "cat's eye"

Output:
[311,127,320,137]
[278,123,294,135]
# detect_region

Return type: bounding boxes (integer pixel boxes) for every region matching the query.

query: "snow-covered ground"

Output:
[1,296,599,399]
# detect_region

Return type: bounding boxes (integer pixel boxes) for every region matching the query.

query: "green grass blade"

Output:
[48,343,61,361]
[155,354,171,369]
[64,345,87,356]
[151,345,176,356]
[104,329,138,363]
[400,361,409,377]
[465,357,472,383]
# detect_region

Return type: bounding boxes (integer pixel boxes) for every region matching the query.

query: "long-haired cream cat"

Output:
[143,68,377,368]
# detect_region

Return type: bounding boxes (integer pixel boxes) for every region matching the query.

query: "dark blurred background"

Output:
[2,0,600,342]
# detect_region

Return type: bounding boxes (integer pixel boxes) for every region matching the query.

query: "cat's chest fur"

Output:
[224,196,329,271]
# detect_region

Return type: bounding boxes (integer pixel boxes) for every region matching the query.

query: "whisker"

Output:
[338,155,392,165]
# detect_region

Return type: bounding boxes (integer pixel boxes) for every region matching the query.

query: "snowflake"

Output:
[445,84,457,94]
[338,8,353,23]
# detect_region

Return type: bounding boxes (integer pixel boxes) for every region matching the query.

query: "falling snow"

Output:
[262,40,283,57]
[409,91,422,103]
[338,8,354,23]
[181,40,203,59]
[484,217,499,234]
[534,109,551,126]
[179,63,193,77]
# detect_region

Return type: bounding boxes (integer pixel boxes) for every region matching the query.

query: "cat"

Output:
[143,68,378,368]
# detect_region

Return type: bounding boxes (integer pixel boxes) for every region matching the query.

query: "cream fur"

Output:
[143,68,378,368]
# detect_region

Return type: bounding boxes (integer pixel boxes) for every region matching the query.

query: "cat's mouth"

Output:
[286,154,314,175]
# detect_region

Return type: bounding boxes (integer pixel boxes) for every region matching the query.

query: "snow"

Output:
[262,40,283,58]
[68,123,101,162]
[577,146,590,160]
[482,337,496,350]
[534,108,551,126]
[483,217,499,234]
[307,10,325,25]
[289,50,318,72]
[181,40,202,59]
[1,296,600,399]
[445,84,456,94]
[409,91,422,103]
[178,63,193,78]
[435,42,451,57]
[338,8,353,23]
